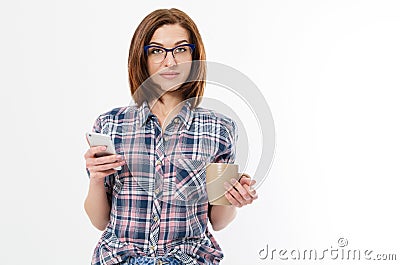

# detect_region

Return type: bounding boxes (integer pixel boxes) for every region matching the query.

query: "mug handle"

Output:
[238,172,251,181]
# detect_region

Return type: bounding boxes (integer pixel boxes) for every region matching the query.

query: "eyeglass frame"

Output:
[144,43,196,63]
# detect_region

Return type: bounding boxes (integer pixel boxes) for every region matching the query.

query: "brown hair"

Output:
[128,8,206,108]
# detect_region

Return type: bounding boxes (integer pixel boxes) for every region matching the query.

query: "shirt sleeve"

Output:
[86,115,115,204]
[208,119,237,217]
[213,118,238,164]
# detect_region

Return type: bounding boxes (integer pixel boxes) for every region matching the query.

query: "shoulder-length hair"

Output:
[128,8,206,108]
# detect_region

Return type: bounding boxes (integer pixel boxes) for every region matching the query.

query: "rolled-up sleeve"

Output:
[213,118,238,164]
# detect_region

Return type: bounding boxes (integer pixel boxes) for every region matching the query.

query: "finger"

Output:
[235,185,258,206]
[89,146,107,157]
[86,154,124,168]
[240,178,257,196]
[230,178,252,201]
[224,190,241,207]
[243,183,258,198]
[224,181,247,205]
[239,177,252,186]
[89,160,125,172]
[85,146,107,158]
[95,154,124,165]
[240,173,251,179]
[239,175,256,186]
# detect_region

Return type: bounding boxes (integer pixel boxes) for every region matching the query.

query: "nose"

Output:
[163,51,177,67]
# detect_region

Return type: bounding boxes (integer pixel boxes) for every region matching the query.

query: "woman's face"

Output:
[146,24,193,93]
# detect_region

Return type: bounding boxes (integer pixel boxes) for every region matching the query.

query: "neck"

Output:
[150,90,184,127]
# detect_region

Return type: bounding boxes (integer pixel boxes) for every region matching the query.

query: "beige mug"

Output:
[206,163,244,205]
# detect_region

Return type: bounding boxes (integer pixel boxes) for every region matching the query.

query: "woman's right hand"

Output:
[84,146,126,182]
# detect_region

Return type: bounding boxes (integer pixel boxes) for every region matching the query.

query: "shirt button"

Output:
[155,160,162,166]
[155,188,160,193]
[153,216,159,222]
[150,245,155,250]
[174,117,180,124]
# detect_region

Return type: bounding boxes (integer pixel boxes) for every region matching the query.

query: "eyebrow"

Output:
[148,40,190,46]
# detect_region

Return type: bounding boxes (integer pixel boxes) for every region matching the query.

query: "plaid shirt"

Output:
[88,100,237,265]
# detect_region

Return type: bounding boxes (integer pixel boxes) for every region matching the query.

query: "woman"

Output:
[84,8,258,265]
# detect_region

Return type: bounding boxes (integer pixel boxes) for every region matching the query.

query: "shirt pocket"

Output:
[172,158,208,206]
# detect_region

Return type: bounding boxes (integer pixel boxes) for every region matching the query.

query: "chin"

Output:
[160,83,184,93]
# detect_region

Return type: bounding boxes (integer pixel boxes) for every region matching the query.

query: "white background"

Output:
[1,0,399,264]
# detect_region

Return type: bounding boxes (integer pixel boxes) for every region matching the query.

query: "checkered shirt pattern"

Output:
[88,100,237,265]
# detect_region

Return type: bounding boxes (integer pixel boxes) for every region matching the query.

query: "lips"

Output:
[159,71,180,80]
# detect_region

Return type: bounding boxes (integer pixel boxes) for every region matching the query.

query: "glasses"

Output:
[144,44,195,63]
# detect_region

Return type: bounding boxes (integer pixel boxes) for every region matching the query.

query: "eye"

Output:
[148,47,165,55]
[174,46,188,53]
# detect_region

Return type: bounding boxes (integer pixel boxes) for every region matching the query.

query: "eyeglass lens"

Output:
[147,45,193,63]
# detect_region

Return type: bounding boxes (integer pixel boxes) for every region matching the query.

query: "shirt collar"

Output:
[137,101,153,127]
[176,100,194,130]
[137,100,194,130]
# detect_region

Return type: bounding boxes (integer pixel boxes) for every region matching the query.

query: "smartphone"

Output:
[86,132,122,170]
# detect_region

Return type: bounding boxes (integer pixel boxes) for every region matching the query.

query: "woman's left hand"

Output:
[224,174,258,207]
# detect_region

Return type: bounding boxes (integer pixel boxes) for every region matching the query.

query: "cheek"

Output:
[180,62,192,80]
[147,61,157,76]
